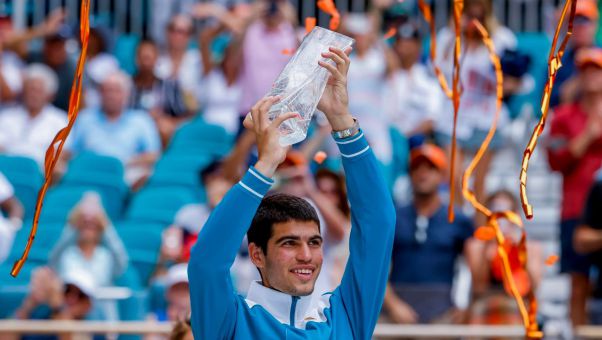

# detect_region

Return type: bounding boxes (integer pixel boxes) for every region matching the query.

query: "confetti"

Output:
[11,0,91,277]
[305,17,317,34]
[545,254,559,266]
[383,27,397,40]
[313,151,327,164]
[281,48,295,55]
[520,0,576,220]
[462,20,542,339]
[474,226,496,241]
[317,0,341,31]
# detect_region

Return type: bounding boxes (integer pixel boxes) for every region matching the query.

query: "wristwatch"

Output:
[331,118,360,139]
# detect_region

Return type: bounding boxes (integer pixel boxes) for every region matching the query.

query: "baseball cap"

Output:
[576,47,602,69]
[410,144,447,172]
[165,263,189,289]
[576,0,599,20]
[62,270,97,298]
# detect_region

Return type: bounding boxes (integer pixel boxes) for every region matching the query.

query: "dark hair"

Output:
[199,160,223,185]
[315,169,350,218]
[247,193,320,255]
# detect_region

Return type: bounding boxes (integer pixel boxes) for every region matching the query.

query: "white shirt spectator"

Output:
[1,51,24,97]
[385,64,442,137]
[434,26,516,140]
[155,50,203,97]
[199,69,242,135]
[0,172,16,263]
[0,105,67,167]
[84,53,121,109]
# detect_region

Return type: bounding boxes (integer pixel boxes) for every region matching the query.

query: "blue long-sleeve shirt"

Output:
[188,132,396,339]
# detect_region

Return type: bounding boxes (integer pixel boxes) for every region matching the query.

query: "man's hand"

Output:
[317,47,355,131]
[244,96,298,178]
[387,299,419,324]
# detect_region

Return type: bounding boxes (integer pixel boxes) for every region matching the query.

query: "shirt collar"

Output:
[245,281,314,326]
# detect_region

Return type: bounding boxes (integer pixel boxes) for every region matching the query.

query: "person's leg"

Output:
[571,273,590,326]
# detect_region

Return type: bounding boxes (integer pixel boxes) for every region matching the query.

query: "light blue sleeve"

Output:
[188,167,273,339]
[137,111,161,153]
[334,131,396,339]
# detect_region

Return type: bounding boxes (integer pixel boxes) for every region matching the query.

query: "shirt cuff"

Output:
[239,166,274,199]
[333,130,370,159]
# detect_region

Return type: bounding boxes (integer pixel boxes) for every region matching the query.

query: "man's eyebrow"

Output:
[309,235,323,242]
[275,235,301,243]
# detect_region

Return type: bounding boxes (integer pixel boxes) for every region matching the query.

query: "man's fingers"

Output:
[322,51,345,69]
[257,96,280,129]
[243,113,254,130]
[271,111,299,129]
[330,46,351,74]
[318,60,343,81]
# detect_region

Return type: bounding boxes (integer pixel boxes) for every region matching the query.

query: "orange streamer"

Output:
[305,17,317,34]
[464,20,542,339]
[11,0,91,277]
[317,0,341,31]
[418,0,463,222]
[520,0,576,219]
[281,48,295,55]
[545,254,559,266]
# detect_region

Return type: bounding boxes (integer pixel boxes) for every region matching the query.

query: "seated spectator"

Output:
[383,144,474,324]
[385,20,441,140]
[130,39,192,147]
[574,177,602,324]
[0,63,67,167]
[26,11,76,112]
[146,264,191,340]
[83,27,120,109]
[0,171,24,264]
[13,267,105,340]
[49,192,128,288]
[155,15,201,111]
[547,47,602,326]
[64,70,161,186]
[465,190,543,325]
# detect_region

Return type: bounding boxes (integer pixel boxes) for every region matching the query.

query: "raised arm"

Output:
[317,46,396,338]
[188,96,296,339]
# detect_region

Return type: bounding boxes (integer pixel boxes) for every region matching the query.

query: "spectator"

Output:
[26,16,76,112]
[155,14,201,111]
[0,63,67,167]
[49,192,128,288]
[148,263,191,324]
[13,267,105,340]
[551,0,599,107]
[385,20,442,140]
[435,0,516,208]
[65,70,161,186]
[465,190,543,325]
[0,171,24,264]
[130,39,191,147]
[83,27,120,109]
[341,12,395,165]
[197,3,244,135]
[383,144,473,324]
[547,47,602,326]
[574,177,602,324]
[236,0,298,133]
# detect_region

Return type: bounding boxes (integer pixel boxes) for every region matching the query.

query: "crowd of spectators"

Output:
[0,0,602,338]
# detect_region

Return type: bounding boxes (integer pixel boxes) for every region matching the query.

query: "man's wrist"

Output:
[327,111,355,131]
[254,160,278,179]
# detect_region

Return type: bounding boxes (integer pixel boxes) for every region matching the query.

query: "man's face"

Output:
[43,39,67,67]
[23,78,51,113]
[167,16,193,51]
[573,16,597,49]
[394,38,421,67]
[410,160,443,196]
[64,284,92,319]
[136,43,158,74]
[250,220,323,296]
[581,65,602,115]
[166,282,191,321]
[100,77,128,114]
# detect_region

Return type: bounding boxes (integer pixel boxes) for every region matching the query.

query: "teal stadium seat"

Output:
[38,187,113,223]
[167,120,233,158]
[8,223,64,264]
[125,187,198,225]
[0,155,43,219]
[113,34,140,75]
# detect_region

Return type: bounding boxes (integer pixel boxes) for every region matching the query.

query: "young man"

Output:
[188,47,396,339]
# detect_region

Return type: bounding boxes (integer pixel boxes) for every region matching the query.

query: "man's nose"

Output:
[296,244,312,262]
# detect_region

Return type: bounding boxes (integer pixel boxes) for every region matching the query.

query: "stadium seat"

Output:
[125,187,198,225]
[38,187,114,223]
[60,173,128,219]
[167,120,233,158]
[116,226,163,254]
[128,249,160,285]
[0,285,29,318]
[67,152,125,179]
[0,155,43,219]
[113,34,140,75]
[8,223,64,264]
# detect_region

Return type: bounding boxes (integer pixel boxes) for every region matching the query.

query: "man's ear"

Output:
[248,242,266,269]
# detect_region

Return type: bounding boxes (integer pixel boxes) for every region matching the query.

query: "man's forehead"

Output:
[271,220,321,238]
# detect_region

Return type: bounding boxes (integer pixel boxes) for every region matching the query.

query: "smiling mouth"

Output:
[290,268,314,281]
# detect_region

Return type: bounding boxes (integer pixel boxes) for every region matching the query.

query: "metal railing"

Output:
[2,0,566,39]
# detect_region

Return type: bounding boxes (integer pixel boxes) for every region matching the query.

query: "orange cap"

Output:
[576,0,599,20]
[410,144,447,172]
[576,47,602,69]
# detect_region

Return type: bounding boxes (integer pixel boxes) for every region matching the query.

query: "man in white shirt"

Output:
[0,171,24,264]
[0,63,67,167]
